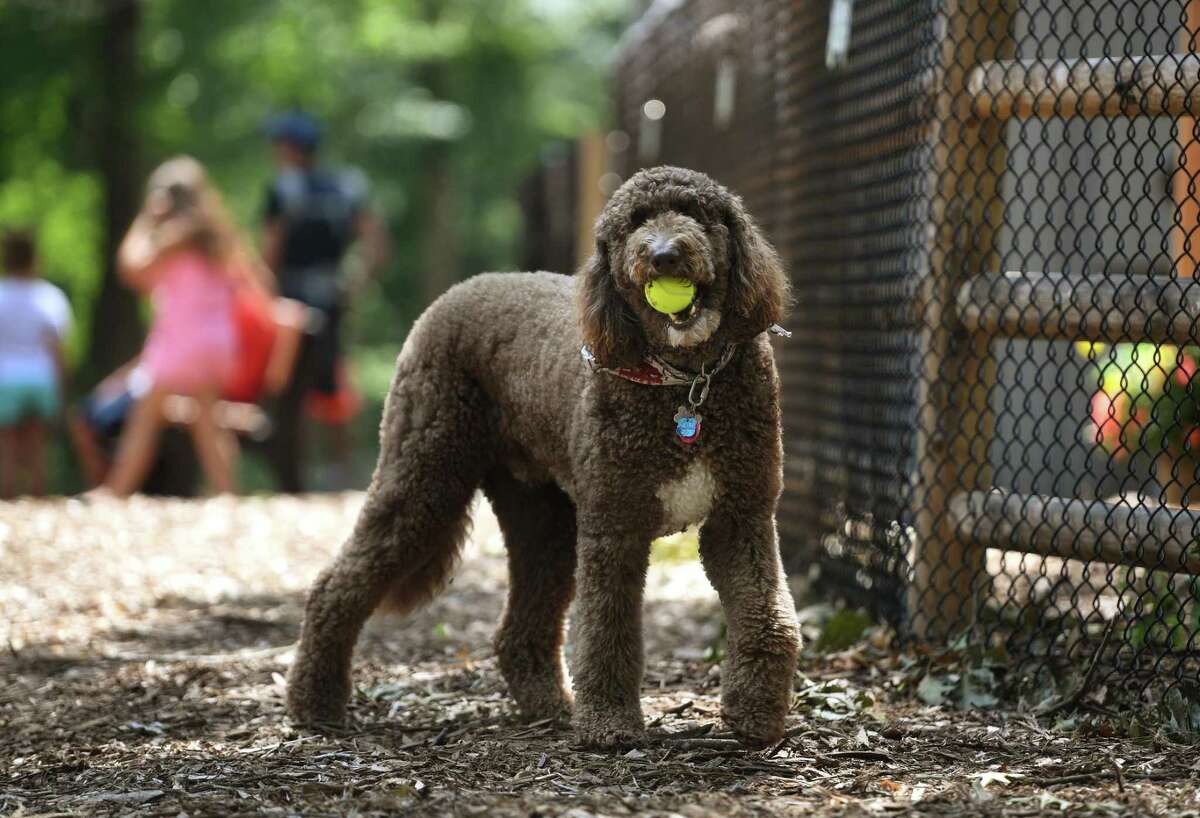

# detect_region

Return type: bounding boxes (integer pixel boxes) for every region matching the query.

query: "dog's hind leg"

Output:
[287,370,491,726]
[483,470,576,721]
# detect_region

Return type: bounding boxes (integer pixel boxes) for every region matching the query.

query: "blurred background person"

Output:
[260,111,390,492]
[92,156,268,497]
[0,0,624,496]
[68,274,308,494]
[0,231,71,497]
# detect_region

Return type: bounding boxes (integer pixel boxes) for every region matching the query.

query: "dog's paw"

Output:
[572,708,645,749]
[723,708,786,749]
[720,670,790,748]
[508,680,574,723]
[721,687,788,749]
[520,696,574,724]
[285,695,349,729]
[286,666,350,728]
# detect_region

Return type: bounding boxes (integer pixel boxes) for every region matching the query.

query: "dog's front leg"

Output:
[699,510,800,748]
[569,531,652,749]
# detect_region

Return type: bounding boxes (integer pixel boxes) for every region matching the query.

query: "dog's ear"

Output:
[723,197,790,340]
[576,239,643,368]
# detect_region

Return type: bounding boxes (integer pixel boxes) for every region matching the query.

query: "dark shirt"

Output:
[263,167,366,272]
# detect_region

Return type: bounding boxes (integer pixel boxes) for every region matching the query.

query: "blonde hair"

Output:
[135,156,270,290]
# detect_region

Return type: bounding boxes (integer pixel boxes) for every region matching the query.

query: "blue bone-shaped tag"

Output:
[674,406,702,444]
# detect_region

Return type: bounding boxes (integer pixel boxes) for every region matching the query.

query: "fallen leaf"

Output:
[917,673,954,706]
[972,771,1024,788]
[1038,792,1072,810]
[960,667,999,709]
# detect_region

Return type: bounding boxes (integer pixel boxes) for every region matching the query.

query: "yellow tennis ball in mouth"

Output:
[644,277,696,315]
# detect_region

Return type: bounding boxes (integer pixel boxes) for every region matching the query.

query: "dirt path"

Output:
[2,495,1197,816]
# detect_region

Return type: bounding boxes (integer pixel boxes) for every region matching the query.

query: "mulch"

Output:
[2,494,1198,817]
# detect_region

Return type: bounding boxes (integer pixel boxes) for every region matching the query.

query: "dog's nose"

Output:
[650,246,682,274]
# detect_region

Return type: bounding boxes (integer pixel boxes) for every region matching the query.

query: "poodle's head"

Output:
[577,166,789,367]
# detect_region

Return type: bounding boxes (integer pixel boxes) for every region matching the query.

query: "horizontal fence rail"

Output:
[968,55,1200,120]
[950,490,1200,576]
[956,272,1200,344]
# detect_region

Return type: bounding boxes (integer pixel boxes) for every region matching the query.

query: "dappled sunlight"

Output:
[1,493,359,657]
[4,496,1195,815]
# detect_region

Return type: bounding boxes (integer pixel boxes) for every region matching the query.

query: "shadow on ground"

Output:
[2,495,1196,817]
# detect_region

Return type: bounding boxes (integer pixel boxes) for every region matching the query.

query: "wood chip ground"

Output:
[2,494,1198,816]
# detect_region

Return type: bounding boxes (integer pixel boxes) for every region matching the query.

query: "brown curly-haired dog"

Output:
[287,166,801,749]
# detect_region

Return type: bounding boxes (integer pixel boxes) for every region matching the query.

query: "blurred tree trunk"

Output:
[420,151,458,306]
[416,0,458,307]
[86,0,144,383]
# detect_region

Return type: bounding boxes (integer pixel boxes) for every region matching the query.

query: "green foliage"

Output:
[1125,573,1200,652]
[815,608,874,652]
[913,636,1007,710]
[0,5,103,366]
[0,0,624,494]
[794,677,878,721]
[0,0,626,363]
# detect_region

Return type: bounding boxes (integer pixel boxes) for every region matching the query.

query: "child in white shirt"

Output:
[0,231,71,496]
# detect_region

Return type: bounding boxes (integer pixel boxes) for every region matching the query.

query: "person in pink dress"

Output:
[98,156,267,496]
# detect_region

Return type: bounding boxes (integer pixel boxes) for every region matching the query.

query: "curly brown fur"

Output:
[288,166,801,749]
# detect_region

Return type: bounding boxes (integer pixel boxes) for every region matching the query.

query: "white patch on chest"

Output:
[656,460,717,536]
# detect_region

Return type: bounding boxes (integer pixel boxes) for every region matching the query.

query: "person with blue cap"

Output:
[260,110,390,492]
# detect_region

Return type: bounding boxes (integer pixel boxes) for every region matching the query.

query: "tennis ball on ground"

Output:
[644,277,696,315]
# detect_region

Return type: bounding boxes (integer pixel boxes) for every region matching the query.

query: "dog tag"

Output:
[674,405,702,445]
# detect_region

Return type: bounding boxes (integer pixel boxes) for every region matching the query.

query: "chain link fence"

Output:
[610,0,1200,697]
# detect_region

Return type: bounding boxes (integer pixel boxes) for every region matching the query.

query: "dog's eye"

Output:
[630,208,652,227]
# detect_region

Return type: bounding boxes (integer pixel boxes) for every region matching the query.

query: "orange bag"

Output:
[305,361,362,425]
[223,288,279,403]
